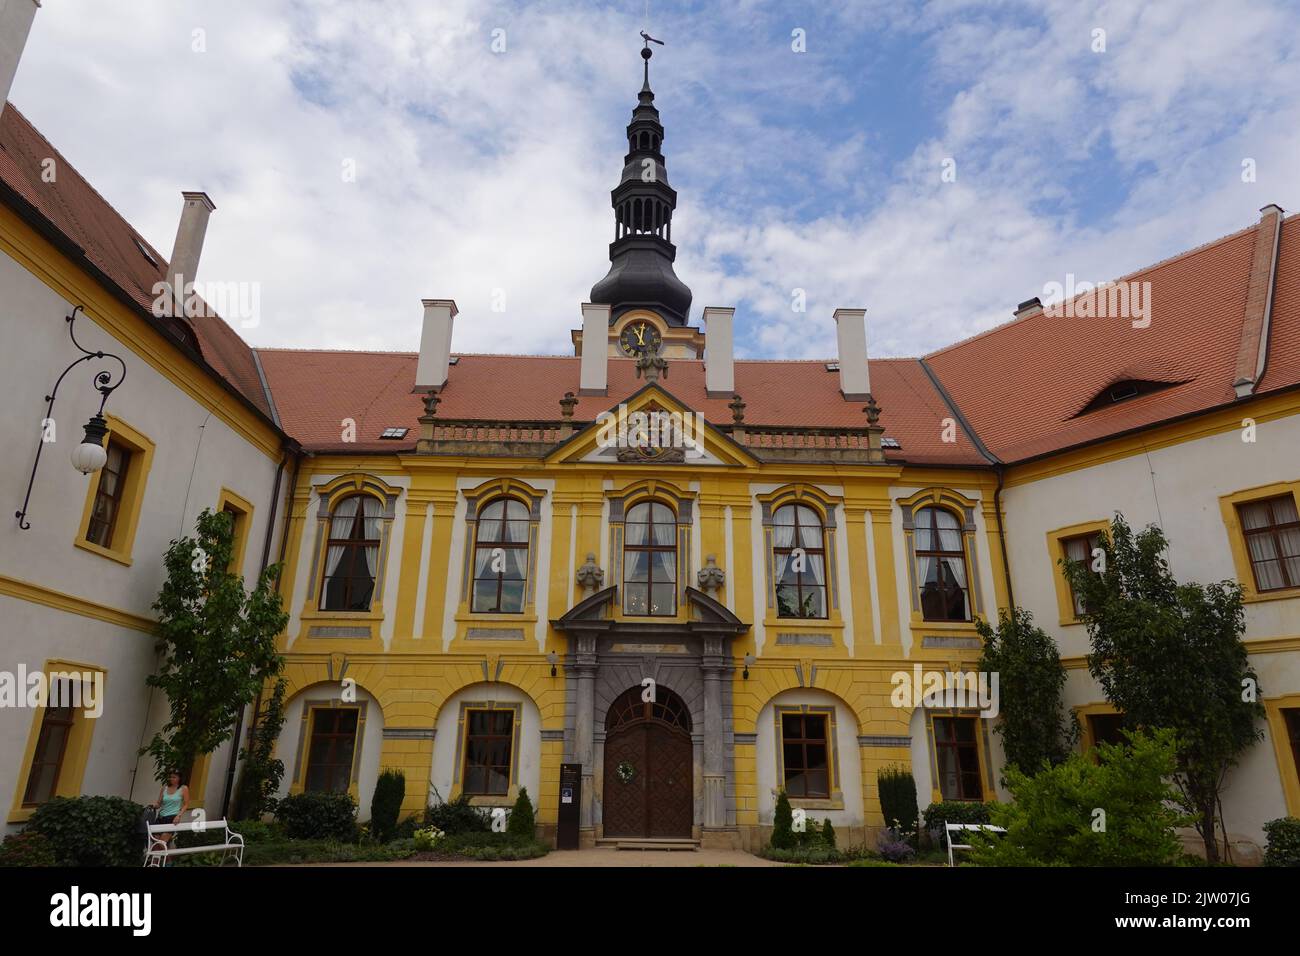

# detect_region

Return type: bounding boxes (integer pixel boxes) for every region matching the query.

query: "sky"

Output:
[9,0,1300,360]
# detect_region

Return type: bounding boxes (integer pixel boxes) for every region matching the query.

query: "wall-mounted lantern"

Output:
[15,306,127,529]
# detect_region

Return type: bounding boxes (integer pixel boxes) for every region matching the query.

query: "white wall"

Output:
[429,681,541,808]
[1002,414,1300,844]
[0,245,282,821]
[275,683,385,821]
[755,688,864,827]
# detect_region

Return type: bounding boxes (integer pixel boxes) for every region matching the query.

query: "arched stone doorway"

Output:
[601,685,693,838]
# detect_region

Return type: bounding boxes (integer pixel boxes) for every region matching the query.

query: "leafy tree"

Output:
[233,679,288,820]
[976,607,1076,779]
[1063,514,1263,863]
[967,728,1191,866]
[144,508,288,782]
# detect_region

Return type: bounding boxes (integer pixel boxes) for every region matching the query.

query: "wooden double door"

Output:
[602,720,693,838]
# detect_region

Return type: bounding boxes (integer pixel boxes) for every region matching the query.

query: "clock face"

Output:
[619,321,662,357]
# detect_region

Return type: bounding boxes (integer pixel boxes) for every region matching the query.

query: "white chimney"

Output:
[703,306,735,396]
[579,302,610,394]
[415,298,459,390]
[0,0,40,117]
[832,308,871,399]
[166,191,215,317]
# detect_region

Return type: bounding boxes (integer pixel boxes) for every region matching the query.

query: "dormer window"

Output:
[1075,379,1184,417]
[379,427,408,440]
[132,236,158,267]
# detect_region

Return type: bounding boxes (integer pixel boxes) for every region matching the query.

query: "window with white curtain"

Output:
[1237,494,1300,592]
[915,506,970,622]
[320,494,383,612]
[773,504,827,618]
[471,498,530,613]
[623,501,677,616]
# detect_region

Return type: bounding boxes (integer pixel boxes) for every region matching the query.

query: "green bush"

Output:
[760,844,839,865]
[923,800,995,847]
[507,787,536,840]
[822,819,836,850]
[770,791,795,849]
[28,796,145,866]
[0,830,57,867]
[966,728,1191,867]
[878,766,919,836]
[423,790,490,835]
[1263,817,1300,867]
[432,831,549,860]
[370,769,405,842]
[274,791,358,841]
[226,818,281,844]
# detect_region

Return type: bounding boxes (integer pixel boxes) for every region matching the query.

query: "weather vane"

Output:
[640,30,663,85]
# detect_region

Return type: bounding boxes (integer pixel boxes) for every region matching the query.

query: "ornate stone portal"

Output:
[552,586,748,847]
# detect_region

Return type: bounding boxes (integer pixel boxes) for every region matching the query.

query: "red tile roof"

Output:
[924,214,1300,463]
[6,102,1299,468]
[0,104,275,421]
[255,349,988,465]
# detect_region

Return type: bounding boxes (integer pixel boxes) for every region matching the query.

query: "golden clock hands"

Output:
[633,324,647,346]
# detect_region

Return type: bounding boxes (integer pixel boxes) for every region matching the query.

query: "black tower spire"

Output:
[589,34,693,327]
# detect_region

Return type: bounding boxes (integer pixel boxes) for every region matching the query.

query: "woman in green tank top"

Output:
[152,770,190,852]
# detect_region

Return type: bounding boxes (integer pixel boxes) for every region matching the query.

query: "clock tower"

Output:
[588,36,694,332]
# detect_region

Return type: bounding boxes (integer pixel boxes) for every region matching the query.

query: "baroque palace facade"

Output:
[1,12,1298,857]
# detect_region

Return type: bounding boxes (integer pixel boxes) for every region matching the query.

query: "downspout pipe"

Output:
[918,357,1015,611]
[220,442,300,817]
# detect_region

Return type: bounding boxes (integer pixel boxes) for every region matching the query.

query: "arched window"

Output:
[624,501,677,616]
[773,504,827,618]
[915,506,969,621]
[605,685,691,735]
[471,498,530,613]
[321,494,382,611]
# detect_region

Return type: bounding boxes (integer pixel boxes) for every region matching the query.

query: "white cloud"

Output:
[8,0,1299,363]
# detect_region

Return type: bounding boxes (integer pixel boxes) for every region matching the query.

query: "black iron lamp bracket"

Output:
[15,306,128,530]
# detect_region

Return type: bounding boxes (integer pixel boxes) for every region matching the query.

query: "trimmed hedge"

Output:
[370,769,405,842]
[423,792,490,835]
[28,795,145,866]
[922,801,996,847]
[275,791,358,841]
[507,787,536,840]
[878,766,919,835]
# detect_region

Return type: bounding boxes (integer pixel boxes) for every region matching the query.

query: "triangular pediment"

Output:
[547,383,754,467]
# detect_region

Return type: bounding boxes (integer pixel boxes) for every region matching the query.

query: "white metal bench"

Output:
[945,822,1006,867]
[144,816,245,867]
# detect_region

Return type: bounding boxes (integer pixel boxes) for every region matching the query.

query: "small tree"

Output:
[1064,514,1264,863]
[507,787,536,840]
[771,791,795,849]
[967,728,1191,866]
[877,765,919,838]
[144,508,288,781]
[233,679,287,820]
[976,607,1076,779]
[370,769,406,842]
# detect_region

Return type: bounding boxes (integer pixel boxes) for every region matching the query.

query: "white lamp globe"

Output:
[72,413,111,474]
[72,439,107,474]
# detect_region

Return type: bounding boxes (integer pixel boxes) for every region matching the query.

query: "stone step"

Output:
[596,838,700,851]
